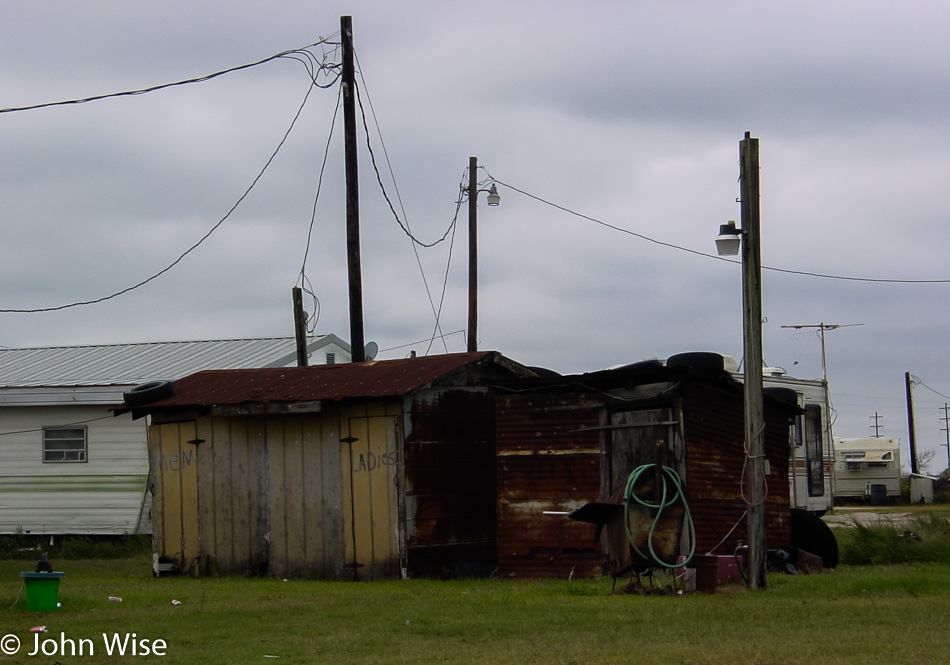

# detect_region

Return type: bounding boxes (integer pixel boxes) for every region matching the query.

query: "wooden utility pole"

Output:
[292,287,309,367]
[341,15,365,363]
[906,372,919,474]
[739,131,766,590]
[467,156,478,353]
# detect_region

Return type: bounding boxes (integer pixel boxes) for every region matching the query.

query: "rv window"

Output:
[846,461,863,471]
[43,427,87,463]
[804,404,824,496]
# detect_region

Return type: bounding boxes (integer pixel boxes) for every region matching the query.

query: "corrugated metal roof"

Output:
[131,351,520,408]
[0,335,348,387]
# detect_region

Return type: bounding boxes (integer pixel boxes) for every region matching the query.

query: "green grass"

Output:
[3,555,950,664]
[830,505,950,566]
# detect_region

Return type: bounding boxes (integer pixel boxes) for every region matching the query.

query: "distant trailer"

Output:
[833,437,901,501]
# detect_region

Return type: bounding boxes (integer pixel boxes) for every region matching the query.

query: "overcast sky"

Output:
[1,1,948,471]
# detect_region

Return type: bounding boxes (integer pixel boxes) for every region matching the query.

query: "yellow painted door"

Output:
[150,421,200,574]
[341,415,400,580]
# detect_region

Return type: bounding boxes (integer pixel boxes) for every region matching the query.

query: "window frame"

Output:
[42,426,88,463]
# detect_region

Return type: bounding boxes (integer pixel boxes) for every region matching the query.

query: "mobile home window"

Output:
[43,427,87,463]
[804,405,824,497]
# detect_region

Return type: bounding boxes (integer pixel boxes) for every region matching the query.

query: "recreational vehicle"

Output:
[833,437,901,502]
[722,356,835,514]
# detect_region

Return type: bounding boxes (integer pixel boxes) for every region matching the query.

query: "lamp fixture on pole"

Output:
[715,220,742,256]
[467,156,501,353]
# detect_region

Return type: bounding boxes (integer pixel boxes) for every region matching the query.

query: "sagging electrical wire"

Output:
[1,77,322,313]
[483,169,950,285]
[296,82,342,337]
[425,181,465,355]
[0,38,342,115]
[354,50,461,353]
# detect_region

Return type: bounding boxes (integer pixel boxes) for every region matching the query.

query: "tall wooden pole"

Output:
[739,131,766,590]
[341,15,365,363]
[467,156,478,353]
[906,372,919,474]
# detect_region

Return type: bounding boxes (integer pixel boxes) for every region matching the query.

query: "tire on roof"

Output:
[123,380,173,407]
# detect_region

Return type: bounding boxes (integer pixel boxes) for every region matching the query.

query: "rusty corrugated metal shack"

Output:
[494,358,798,579]
[124,351,533,580]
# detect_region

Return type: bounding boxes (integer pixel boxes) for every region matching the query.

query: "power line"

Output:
[1,78,322,313]
[915,377,950,401]
[485,172,950,285]
[0,39,341,115]
[354,50,462,354]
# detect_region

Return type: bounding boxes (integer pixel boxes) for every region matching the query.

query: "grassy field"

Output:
[2,553,949,665]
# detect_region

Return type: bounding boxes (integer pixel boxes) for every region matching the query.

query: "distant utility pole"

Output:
[905,372,919,474]
[781,322,861,500]
[869,412,884,438]
[941,403,950,470]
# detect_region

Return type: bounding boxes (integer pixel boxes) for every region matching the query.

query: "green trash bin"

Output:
[19,572,65,612]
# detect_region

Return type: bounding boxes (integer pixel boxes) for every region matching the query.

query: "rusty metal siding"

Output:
[403,389,498,577]
[680,386,792,555]
[495,393,604,578]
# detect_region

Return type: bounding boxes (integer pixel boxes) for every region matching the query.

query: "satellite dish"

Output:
[364,341,378,361]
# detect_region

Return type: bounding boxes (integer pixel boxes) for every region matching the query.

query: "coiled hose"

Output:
[623,464,696,569]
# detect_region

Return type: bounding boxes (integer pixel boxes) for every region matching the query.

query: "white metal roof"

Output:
[0,335,350,388]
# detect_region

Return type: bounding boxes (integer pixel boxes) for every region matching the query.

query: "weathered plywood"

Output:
[341,403,401,581]
[265,412,345,578]
[150,421,199,573]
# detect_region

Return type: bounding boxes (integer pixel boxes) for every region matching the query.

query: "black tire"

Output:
[123,380,173,406]
[665,352,725,371]
[789,508,839,569]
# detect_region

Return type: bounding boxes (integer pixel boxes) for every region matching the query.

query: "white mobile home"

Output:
[0,335,350,536]
[833,437,901,501]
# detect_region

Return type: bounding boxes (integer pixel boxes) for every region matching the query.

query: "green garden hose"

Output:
[623,464,696,569]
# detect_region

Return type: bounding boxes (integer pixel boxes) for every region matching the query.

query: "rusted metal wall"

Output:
[403,389,498,577]
[493,373,795,580]
[679,385,791,555]
[495,393,605,578]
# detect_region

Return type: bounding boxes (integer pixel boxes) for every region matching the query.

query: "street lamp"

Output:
[467,156,501,353]
[715,220,742,256]
[717,132,767,590]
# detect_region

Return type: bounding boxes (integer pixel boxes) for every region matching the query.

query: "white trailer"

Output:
[723,358,835,515]
[833,437,901,501]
